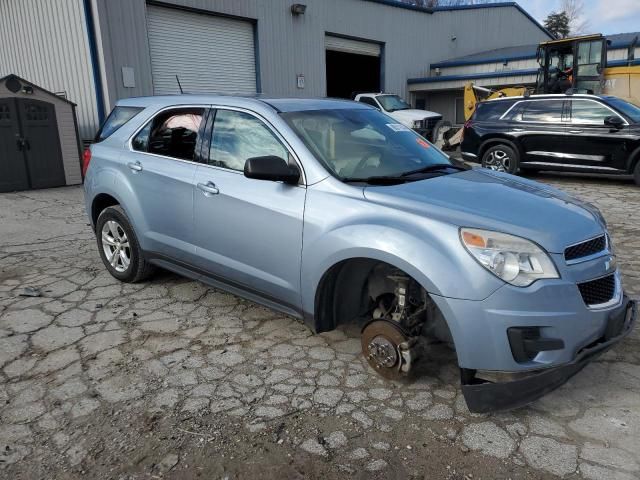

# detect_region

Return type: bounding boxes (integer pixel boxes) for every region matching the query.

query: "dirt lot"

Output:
[1,173,639,480]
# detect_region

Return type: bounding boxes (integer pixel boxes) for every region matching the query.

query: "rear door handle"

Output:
[127,161,143,172]
[569,129,583,134]
[197,181,219,196]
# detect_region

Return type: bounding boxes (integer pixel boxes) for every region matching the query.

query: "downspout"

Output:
[82,0,107,127]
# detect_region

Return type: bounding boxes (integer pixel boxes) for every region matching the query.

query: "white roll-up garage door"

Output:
[325,35,381,57]
[146,5,256,95]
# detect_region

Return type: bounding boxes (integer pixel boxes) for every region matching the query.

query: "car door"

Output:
[127,106,208,263]
[513,99,571,166]
[193,107,306,311]
[566,98,630,171]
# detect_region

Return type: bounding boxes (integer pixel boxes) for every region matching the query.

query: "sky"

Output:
[514,0,640,35]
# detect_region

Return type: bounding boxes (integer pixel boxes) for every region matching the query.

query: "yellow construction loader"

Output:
[444,34,639,149]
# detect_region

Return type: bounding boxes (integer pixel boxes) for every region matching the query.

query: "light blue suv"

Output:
[83,96,636,412]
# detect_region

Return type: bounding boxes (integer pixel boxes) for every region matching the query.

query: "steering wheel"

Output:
[351,150,383,177]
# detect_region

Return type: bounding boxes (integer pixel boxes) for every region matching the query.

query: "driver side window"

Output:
[208,109,289,171]
[358,97,379,109]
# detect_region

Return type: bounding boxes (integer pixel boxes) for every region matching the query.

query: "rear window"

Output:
[95,106,143,142]
[473,101,514,121]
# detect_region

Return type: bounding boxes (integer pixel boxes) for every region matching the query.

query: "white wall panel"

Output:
[0,0,99,139]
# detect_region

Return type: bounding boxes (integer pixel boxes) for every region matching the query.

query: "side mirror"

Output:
[604,116,624,129]
[244,156,300,185]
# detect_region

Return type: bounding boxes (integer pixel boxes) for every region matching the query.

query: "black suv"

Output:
[461,94,640,185]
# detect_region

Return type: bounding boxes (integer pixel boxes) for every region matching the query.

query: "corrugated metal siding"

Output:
[146,5,256,95]
[97,0,551,103]
[0,0,99,140]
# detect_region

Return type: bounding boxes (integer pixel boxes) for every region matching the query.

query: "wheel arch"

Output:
[478,136,523,162]
[91,193,120,229]
[625,144,640,174]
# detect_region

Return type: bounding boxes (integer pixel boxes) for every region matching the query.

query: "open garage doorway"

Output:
[325,35,381,99]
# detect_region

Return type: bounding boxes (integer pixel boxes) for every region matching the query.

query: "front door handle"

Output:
[197,181,219,196]
[127,161,143,172]
[569,129,583,134]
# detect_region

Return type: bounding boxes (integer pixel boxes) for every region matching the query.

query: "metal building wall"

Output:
[0,0,99,140]
[96,0,550,104]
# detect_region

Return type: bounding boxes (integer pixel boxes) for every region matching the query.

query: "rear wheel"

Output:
[481,144,519,174]
[96,206,155,283]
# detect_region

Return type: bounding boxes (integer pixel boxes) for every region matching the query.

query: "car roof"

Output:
[116,94,370,113]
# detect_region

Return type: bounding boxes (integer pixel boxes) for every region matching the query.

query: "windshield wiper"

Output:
[341,175,408,185]
[400,163,466,177]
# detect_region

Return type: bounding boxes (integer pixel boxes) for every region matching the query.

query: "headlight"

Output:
[460,228,559,287]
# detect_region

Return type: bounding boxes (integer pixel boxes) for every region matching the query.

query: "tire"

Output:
[481,144,519,174]
[95,205,155,283]
[634,161,640,187]
[430,120,452,149]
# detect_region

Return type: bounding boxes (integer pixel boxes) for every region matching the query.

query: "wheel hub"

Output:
[361,320,412,380]
[101,220,131,273]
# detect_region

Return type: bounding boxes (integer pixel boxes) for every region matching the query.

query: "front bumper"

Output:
[461,297,636,413]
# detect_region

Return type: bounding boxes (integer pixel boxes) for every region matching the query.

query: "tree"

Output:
[560,0,591,35]
[544,11,571,39]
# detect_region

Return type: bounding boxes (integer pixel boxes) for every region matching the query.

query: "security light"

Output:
[291,4,306,15]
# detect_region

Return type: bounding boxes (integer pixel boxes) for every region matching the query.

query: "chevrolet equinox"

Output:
[83,96,636,412]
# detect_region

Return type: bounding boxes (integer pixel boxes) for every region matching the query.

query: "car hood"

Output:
[389,109,442,126]
[363,168,605,253]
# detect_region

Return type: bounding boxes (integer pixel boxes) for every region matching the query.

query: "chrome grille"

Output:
[426,117,441,130]
[577,274,616,307]
[565,235,606,262]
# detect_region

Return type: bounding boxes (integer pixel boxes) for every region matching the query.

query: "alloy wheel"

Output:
[485,149,511,172]
[101,220,131,273]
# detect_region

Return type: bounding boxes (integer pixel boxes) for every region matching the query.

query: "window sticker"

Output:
[416,138,431,149]
[386,123,411,132]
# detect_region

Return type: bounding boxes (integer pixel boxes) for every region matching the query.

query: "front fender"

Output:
[300,219,503,320]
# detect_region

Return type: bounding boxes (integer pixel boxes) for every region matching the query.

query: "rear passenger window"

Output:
[95,106,143,142]
[208,110,288,171]
[133,108,205,161]
[520,100,564,123]
[473,101,513,121]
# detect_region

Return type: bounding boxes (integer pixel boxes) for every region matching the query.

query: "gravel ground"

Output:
[0,173,639,480]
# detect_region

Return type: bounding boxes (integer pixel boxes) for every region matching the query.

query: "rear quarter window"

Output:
[473,101,515,122]
[95,106,143,142]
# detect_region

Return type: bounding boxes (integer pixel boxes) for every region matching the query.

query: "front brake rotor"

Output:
[361,320,410,380]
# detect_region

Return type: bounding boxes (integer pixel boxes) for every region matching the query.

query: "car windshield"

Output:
[282,108,453,182]
[605,96,640,123]
[376,95,411,112]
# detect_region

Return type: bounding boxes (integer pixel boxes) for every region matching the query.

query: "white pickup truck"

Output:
[354,93,450,146]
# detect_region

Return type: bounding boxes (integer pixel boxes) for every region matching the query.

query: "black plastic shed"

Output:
[0,74,83,192]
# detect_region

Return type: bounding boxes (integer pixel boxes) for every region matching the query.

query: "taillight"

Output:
[82,148,92,177]
[461,120,473,142]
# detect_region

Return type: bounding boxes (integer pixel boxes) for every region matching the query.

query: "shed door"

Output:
[18,99,66,190]
[0,99,29,192]
[146,5,257,95]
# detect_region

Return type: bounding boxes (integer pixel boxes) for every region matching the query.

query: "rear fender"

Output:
[87,164,150,249]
